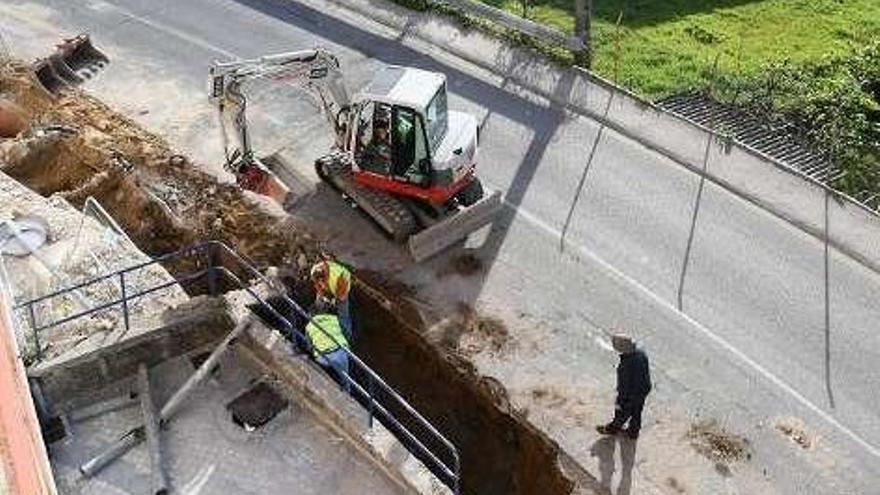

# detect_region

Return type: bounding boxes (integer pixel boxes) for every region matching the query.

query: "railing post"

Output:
[453,451,461,495]
[27,303,41,361]
[119,272,129,332]
[368,376,375,429]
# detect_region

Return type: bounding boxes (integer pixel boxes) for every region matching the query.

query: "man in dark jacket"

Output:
[597,334,652,439]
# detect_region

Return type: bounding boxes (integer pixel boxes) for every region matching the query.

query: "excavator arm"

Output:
[209,49,351,193]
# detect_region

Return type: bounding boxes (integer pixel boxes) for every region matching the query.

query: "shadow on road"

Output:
[589,435,637,495]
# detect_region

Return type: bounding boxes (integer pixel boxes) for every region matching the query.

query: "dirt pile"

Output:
[687,418,751,476]
[775,416,815,450]
[0,98,28,137]
[0,61,318,271]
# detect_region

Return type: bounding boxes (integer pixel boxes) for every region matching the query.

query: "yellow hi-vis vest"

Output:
[306,314,350,358]
[326,261,351,300]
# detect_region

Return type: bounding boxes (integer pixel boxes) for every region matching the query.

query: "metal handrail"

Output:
[14,241,460,494]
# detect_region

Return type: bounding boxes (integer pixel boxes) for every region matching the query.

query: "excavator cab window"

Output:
[391,106,430,186]
[356,102,393,175]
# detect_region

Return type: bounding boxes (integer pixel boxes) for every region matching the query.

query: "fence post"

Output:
[574,0,591,67]
[119,272,129,332]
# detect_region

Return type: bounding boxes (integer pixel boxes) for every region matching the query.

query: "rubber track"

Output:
[316,152,417,242]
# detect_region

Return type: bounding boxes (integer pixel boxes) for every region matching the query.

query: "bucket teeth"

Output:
[32,34,109,95]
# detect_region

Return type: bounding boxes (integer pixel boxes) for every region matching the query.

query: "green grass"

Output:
[478,0,880,98]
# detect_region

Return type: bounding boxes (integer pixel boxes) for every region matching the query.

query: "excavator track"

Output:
[315,152,417,243]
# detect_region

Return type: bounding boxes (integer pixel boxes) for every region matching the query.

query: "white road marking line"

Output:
[499,197,880,459]
[93,0,238,59]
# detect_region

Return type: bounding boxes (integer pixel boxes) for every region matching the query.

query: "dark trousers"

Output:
[610,395,647,432]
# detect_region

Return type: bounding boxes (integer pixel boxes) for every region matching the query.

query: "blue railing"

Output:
[15,241,460,494]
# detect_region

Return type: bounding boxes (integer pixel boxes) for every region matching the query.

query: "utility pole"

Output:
[574,0,592,67]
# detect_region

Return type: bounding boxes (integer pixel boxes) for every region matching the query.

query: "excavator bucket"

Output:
[408,189,503,262]
[33,35,109,95]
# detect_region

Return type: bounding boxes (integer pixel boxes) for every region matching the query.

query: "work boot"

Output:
[623,428,639,440]
[596,424,619,435]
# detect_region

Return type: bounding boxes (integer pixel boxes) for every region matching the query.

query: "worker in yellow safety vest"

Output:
[306,313,351,391]
[310,257,353,340]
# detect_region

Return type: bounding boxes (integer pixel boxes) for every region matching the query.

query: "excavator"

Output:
[209,48,502,261]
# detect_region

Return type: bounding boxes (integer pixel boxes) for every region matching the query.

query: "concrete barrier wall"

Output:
[321,0,880,271]
[0,282,57,494]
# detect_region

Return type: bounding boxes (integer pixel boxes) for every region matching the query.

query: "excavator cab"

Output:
[349,66,480,207]
[354,101,429,186]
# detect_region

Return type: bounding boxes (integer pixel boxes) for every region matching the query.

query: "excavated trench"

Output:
[0,66,589,495]
[352,288,581,494]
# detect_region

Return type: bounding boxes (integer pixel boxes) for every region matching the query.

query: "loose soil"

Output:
[0,60,589,495]
[687,418,751,473]
[435,253,483,278]
[775,416,815,451]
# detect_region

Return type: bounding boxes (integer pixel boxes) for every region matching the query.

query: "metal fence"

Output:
[434,0,583,51]
[657,92,842,184]
[656,92,880,213]
[15,241,461,494]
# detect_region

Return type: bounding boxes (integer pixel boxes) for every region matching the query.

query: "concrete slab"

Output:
[49,347,412,495]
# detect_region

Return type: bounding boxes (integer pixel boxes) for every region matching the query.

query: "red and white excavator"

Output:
[209,48,502,261]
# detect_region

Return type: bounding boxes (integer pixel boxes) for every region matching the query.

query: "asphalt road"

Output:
[3,0,879,492]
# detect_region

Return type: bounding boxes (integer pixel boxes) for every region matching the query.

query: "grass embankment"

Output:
[481,0,880,97]
[474,0,880,199]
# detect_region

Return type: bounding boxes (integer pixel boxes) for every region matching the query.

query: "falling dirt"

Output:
[687,418,751,474]
[455,302,511,356]
[0,60,589,495]
[418,302,513,357]
[436,252,483,278]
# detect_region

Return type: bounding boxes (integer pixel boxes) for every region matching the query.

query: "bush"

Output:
[715,42,880,200]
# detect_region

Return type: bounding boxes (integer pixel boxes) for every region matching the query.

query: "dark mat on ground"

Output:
[227,381,288,429]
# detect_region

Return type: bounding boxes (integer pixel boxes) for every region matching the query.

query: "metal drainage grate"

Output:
[657,92,842,185]
[227,382,288,429]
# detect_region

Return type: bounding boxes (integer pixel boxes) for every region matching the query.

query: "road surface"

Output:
[2,0,879,493]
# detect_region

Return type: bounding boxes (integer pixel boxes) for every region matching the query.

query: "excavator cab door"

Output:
[353,101,430,187]
[391,106,431,187]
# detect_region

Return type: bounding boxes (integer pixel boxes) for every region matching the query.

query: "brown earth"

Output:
[0,61,317,270]
[687,418,751,477]
[0,60,594,495]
